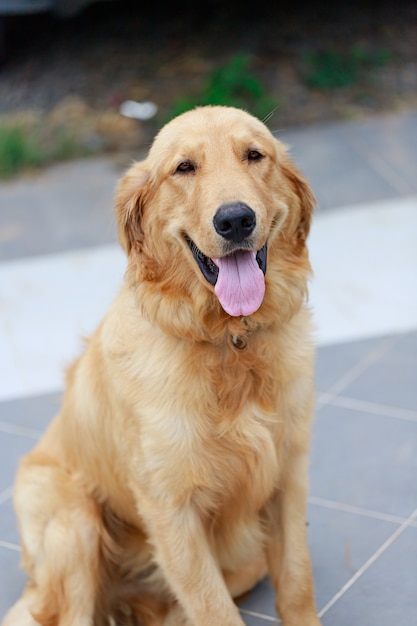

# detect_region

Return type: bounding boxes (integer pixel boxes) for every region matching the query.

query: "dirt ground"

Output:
[0,0,416,150]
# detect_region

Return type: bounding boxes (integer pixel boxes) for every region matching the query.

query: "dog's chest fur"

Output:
[136,390,280,570]
[85,301,313,571]
[116,333,285,559]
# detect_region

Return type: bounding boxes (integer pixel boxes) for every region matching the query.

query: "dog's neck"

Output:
[132,278,269,344]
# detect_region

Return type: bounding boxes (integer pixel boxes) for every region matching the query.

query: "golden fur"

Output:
[3,106,322,626]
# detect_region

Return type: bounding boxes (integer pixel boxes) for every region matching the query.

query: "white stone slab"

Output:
[0,245,126,402]
[0,196,416,402]
[309,196,417,345]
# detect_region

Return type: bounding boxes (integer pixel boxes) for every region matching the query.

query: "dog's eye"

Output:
[247,149,264,162]
[175,161,195,174]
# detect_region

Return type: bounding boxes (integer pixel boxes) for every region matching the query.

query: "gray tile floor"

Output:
[1,111,417,624]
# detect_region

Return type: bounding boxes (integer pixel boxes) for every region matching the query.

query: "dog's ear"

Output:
[274,139,316,244]
[281,156,316,243]
[114,161,151,255]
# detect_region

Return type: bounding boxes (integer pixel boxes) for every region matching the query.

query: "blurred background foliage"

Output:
[165,53,279,122]
[0,0,415,177]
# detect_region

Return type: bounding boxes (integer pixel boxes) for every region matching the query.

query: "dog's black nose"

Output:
[213,203,256,243]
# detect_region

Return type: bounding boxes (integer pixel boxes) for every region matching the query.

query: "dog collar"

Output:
[231,334,247,349]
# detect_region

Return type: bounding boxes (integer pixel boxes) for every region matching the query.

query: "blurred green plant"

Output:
[303,45,392,90]
[0,125,44,178]
[0,120,91,179]
[166,53,279,122]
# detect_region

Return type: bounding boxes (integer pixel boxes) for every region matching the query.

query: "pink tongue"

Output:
[213,251,265,317]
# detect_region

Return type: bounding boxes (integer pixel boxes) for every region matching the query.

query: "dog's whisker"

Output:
[262,105,280,126]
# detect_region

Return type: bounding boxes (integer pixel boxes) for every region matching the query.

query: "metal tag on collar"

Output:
[231,334,247,349]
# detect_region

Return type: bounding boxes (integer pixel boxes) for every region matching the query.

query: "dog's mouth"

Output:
[186,237,267,317]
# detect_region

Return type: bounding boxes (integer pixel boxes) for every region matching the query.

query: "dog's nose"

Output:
[213,202,256,243]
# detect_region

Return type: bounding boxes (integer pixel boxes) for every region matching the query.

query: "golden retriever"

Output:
[3,106,321,626]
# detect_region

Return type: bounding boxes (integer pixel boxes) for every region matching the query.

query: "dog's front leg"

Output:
[265,453,322,626]
[137,493,245,626]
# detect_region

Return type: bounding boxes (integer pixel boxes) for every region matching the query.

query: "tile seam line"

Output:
[316,394,417,422]
[308,495,417,527]
[316,333,402,408]
[240,608,280,623]
[0,539,21,552]
[318,504,417,618]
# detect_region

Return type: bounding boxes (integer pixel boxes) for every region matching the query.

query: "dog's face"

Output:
[115,106,315,321]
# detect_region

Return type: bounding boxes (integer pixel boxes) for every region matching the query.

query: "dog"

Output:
[3,106,321,626]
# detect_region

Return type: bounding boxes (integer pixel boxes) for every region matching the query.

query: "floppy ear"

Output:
[274,138,316,244]
[114,161,151,255]
[280,156,316,243]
